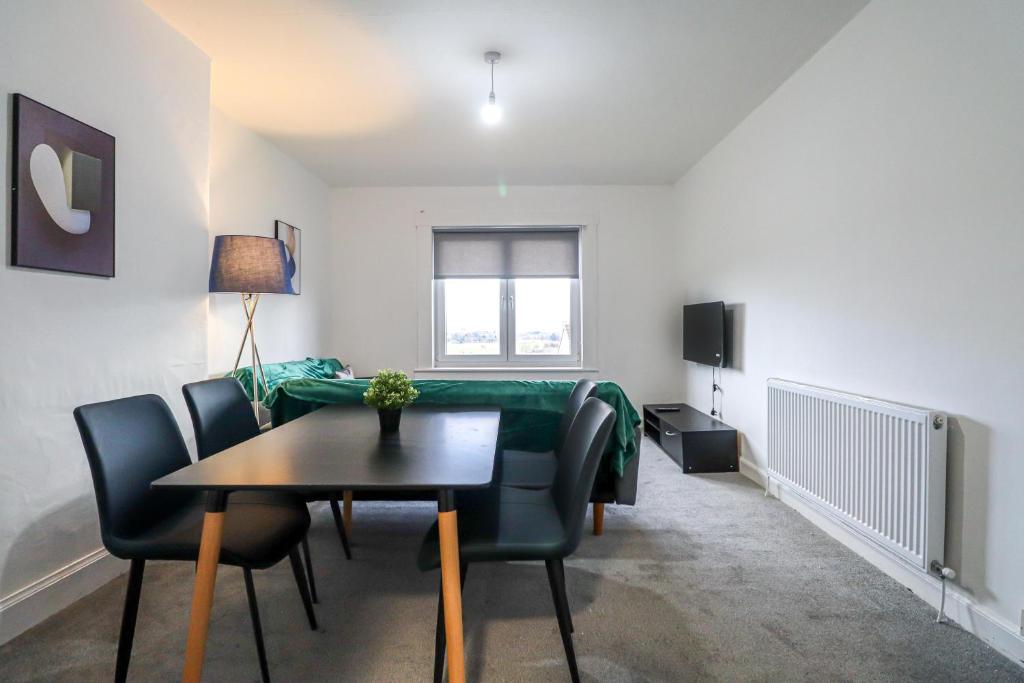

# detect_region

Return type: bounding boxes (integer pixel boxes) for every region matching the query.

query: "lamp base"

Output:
[231,293,270,417]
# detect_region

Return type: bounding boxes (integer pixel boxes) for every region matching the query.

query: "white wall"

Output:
[673,0,1024,655]
[0,0,210,642]
[329,186,681,406]
[208,108,333,373]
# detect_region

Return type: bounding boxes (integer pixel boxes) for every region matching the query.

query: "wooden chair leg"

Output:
[433,563,468,683]
[242,569,271,683]
[300,537,318,603]
[288,548,318,630]
[115,559,145,683]
[546,559,580,683]
[593,502,605,536]
[329,496,353,560]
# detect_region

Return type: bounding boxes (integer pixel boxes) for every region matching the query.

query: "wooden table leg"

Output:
[592,502,605,536]
[437,491,465,683]
[342,490,353,535]
[182,492,227,683]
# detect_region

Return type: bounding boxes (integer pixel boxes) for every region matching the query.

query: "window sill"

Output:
[416,367,598,374]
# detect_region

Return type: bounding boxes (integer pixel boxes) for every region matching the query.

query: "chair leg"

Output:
[115,559,145,683]
[300,537,318,603]
[558,560,574,633]
[433,563,468,683]
[288,547,319,630]
[343,491,353,534]
[593,502,604,535]
[546,559,580,683]
[243,569,271,683]
[329,496,353,560]
[432,578,446,683]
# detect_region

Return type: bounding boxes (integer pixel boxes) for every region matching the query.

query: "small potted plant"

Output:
[363,369,419,433]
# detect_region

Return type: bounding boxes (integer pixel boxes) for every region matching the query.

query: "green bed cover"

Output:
[261,378,641,476]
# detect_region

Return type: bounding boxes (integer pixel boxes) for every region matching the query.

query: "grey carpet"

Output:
[1,437,1020,682]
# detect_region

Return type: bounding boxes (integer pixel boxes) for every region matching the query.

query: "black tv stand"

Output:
[643,403,738,473]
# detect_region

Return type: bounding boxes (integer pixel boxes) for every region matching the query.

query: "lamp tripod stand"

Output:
[209,234,295,418]
[232,293,271,416]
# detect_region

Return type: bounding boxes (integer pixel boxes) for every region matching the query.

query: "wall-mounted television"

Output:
[683,301,726,367]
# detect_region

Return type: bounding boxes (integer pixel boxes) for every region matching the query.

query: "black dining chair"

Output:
[182,378,350,599]
[499,379,598,490]
[74,394,318,683]
[418,396,615,683]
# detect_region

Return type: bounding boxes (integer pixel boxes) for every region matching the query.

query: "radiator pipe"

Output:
[930,560,956,623]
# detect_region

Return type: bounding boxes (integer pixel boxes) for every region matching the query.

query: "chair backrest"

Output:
[551,397,615,555]
[74,394,194,549]
[182,378,261,459]
[555,379,599,454]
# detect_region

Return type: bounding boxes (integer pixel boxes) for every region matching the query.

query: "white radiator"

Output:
[766,379,948,573]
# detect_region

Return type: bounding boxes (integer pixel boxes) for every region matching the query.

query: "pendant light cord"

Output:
[490,60,495,96]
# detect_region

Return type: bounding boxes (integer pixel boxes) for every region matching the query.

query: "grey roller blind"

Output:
[433,227,580,279]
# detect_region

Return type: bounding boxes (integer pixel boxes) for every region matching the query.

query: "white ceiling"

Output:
[146,0,868,187]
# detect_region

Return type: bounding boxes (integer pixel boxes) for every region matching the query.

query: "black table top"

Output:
[153,405,500,493]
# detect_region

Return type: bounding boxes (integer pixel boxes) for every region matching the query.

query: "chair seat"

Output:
[500,449,558,489]
[418,486,566,570]
[110,498,310,570]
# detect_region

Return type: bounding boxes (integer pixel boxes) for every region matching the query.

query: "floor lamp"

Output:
[209,235,295,416]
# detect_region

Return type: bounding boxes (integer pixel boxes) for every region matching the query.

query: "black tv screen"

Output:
[683,301,725,367]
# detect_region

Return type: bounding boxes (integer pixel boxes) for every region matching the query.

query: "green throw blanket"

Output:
[232,357,345,398]
[264,378,641,476]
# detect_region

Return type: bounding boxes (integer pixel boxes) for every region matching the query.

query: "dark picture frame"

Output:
[274,220,301,294]
[10,94,116,277]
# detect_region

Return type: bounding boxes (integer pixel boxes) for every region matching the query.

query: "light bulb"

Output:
[481,92,502,125]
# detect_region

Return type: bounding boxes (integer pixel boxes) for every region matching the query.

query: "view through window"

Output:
[443,279,501,356]
[440,278,578,362]
[513,278,572,355]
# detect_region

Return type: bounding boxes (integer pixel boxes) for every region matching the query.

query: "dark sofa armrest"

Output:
[612,425,642,505]
[591,424,641,506]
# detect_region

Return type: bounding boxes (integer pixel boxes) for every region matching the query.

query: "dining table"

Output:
[152,403,501,683]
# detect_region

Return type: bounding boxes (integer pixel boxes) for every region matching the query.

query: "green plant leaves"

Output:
[362,369,420,410]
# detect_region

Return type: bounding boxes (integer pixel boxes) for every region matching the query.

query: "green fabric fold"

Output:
[232,357,344,399]
[265,378,641,476]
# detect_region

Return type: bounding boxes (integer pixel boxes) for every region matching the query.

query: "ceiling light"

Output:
[481,51,503,125]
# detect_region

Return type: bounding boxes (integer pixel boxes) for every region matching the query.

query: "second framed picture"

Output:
[275,220,301,294]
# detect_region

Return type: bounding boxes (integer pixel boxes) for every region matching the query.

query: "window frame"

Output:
[416,219,598,374]
[433,277,582,368]
[431,224,583,369]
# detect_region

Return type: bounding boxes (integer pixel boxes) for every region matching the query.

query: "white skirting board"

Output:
[0,548,126,645]
[739,456,1024,669]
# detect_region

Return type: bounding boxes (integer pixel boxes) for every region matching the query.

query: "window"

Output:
[433,227,581,367]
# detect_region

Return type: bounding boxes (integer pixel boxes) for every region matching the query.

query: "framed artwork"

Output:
[275,220,301,294]
[11,94,116,277]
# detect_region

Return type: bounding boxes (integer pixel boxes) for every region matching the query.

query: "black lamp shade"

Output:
[209,235,294,294]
